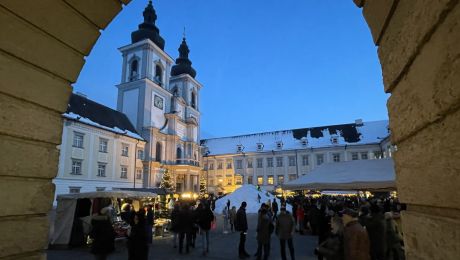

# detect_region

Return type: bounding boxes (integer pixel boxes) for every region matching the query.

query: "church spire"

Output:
[171,36,197,78]
[131,0,165,50]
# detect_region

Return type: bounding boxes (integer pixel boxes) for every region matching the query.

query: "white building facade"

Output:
[201,120,395,194]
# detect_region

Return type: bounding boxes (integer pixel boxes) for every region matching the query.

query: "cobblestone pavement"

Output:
[47,214,317,260]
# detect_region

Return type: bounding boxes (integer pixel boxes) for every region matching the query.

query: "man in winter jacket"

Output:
[256,206,271,260]
[364,204,387,260]
[342,208,371,260]
[196,203,215,256]
[235,201,250,259]
[276,207,295,260]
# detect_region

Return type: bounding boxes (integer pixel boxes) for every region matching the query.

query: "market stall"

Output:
[50,190,156,247]
[282,158,396,191]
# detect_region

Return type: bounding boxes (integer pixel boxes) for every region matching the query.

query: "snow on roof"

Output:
[215,185,292,214]
[201,120,389,155]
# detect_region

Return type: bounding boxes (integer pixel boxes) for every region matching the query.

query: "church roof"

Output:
[200,120,390,155]
[131,1,165,50]
[63,93,143,140]
[171,37,197,78]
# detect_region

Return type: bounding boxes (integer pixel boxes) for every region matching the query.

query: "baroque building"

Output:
[200,120,394,194]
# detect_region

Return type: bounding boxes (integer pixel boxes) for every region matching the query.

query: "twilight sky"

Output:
[73,0,388,139]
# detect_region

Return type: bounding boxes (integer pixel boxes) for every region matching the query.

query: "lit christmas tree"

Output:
[160,168,175,192]
[199,173,207,197]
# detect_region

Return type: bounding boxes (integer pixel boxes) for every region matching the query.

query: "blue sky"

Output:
[74,0,388,139]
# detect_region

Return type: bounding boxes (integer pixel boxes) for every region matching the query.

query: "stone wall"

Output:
[0,1,131,259]
[356,0,460,259]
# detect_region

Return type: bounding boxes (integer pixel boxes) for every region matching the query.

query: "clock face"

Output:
[154,95,163,110]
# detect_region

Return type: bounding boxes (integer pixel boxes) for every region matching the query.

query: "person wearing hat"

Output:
[235,201,250,259]
[342,208,370,260]
[276,206,296,260]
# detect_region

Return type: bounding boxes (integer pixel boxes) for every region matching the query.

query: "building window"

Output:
[257,176,264,185]
[97,163,106,177]
[73,132,84,148]
[99,138,108,153]
[256,158,263,168]
[257,143,264,151]
[236,160,243,169]
[236,145,244,153]
[69,186,81,194]
[267,175,274,185]
[96,187,106,192]
[155,142,162,162]
[301,137,308,146]
[137,149,144,160]
[277,175,284,184]
[227,162,232,169]
[288,156,296,166]
[155,64,163,84]
[276,157,283,167]
[120,166,128,179]
[331,136,339,144]
[209,179,214,186]
[351,152,359,160]
[130,59,138,81]
[136,169,142,180]
[235,177,242,185]
[191,91,196,109]
[267,157,274,168]
[217,162,223,169]
[247,176,253,184]
[316,154,324,165]
[227,178,232,186]
[276,141,283,149]
[288,174,297,181]
[333,153,341,162]
[71,159,82,175]
[209,163,214,170]
[121,144,129,157]
[302,155,309,166]
[373,151,383,159]
[247,160,253,168]
[361,152,368,160]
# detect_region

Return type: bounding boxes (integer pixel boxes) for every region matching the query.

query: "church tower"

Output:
[116,1,202,192]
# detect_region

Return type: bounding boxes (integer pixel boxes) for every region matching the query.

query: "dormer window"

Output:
[331,136,339,144]
[301,137,308,146]
[257,143,264,151]
[236,145,244,153]
[130,59,138,81]
[276,141,283,150]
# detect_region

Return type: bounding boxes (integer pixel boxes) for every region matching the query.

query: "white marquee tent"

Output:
[282,158,396,191]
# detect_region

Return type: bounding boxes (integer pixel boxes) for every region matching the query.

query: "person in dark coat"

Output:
[317,204,331,260]
[196,203,215,255]
[170,204,180,248]
[272,200,279,221]
[127,211,149,260]
[90,214,115,260]
[177,204,193,254]
[145,205,154,244]
[235,201,250,259]
[342,209,371,260]
[276,207,296,260]
[256,206,271,260]
[365,204,387,260]
[316,216,344,260]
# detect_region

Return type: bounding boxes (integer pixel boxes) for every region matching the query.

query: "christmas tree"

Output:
[199,173,207,197]
[160,168,174,192]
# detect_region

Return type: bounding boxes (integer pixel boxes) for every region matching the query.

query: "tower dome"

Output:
[131,1,165,50]
[171,37,197,78]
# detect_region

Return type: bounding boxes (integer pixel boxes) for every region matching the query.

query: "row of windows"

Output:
[69,186,106,194]
[71,159,142,180]
[246,174,297,185]
[73,132,144,159]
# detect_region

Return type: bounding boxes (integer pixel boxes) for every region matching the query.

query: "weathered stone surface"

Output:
[394,109,460,210]
[0,177,55,217]
[64,0,122,29]
[378,0,454,92]
[0,52,71,113]
[402,210,460,260]
[0,216,49,258]
[0,0,100,55]
[0,135,59,179]
[362,0,397,44]
[388,3,460,143]
[0,6,84,82]
[0,93,63,145]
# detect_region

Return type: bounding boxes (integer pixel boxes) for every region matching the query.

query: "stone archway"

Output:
[0,0,458,259]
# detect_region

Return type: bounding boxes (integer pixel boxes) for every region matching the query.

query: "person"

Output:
[196,203,215,256]
[90,211,115,260]
[190,204,198,248]
[127,211,149,260]
[222,206,229,233]
[145,204,154,244]
[342,208,370,260]
[235,201,250,259]
[296,204,305,233]
[177,204,193,254]
[316,216,344,260]
[257,193,261,203]
[170,204,180,248]
[256,205,271,260]
[227,199,231,211]
[168,198,175,213]
[276,206,296,260]
[272,200,279,221]
[317,204,330,260]
[384,212,405,260]
[230,206,237,232]
[365,204,387,260]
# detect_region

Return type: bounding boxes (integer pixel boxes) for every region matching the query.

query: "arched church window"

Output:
[176,147,182,164]
[155,64,163,84]
[130,60,138,81]
[155,142,162,162]
[191,91,196,109]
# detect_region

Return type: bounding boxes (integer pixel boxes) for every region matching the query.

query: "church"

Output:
[53,1,202,198]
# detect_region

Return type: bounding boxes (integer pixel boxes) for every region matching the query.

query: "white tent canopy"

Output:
[282,158,396,191]
[56,190,156,200]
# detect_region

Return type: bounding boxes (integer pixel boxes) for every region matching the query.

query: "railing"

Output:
[175,159,200,167]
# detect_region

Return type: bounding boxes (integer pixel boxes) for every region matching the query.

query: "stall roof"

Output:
[118,187,172,195]
[282,158,396,191]
[56,190,156,200]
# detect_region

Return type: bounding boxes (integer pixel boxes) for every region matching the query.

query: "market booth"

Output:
[282,158,396,191]
[50,190,156,247]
